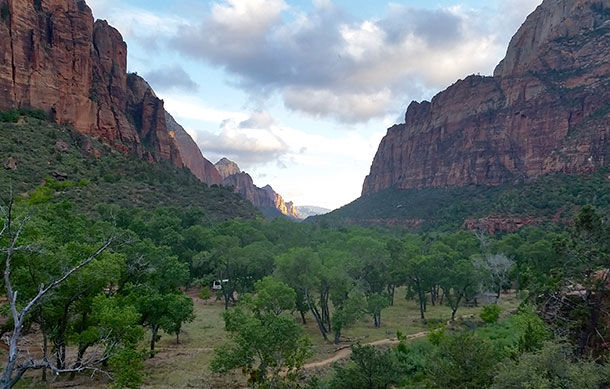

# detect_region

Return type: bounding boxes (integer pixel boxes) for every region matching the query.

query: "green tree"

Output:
[329,344,402,389]
[211,278,312,387]
[426,332,497,389]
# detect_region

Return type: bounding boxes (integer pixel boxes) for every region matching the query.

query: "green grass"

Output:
[0,117,259,221]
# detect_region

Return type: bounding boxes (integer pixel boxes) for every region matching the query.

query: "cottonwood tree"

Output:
[0,197,115,389]
[276,248,330,341]
[211,277,311,387]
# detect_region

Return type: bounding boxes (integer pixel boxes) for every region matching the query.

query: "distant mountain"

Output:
[215,158,300,219]
[296,206,331,219]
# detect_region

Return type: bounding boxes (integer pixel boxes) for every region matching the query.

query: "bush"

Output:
[0,110,20,123]
[199,287,212,300]
[427,324,447,345]
[109,348,145,389]
[426,332,498,389]
[480,305,503,324]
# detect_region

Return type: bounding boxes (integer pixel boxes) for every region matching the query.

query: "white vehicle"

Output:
[212,279,229,290]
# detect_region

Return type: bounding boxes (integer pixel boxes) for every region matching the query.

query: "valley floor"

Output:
[8,288,520,388]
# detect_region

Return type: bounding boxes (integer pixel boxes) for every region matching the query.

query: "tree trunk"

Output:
[417,287,426,320]
[299,310,307,325]
[334,329,341,344]
[450,294,463,322]
[42,328,48,382]
[224,292,230,310]
[69,345,88,380]
[150,325,159,357]
[1,319,24,389]
[388,285,396,306]
[306,293,328,341]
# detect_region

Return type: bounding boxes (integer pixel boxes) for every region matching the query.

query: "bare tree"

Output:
[472,254,515,303]
[0,197,115,389]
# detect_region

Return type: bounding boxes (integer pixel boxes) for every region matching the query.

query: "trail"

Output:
[302,331,428,370]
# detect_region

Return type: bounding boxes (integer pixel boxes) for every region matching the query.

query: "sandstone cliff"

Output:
[0,0,183,167]
[215,157,242,179]
[363,0,610,195]
[165,111,222,185]
[215,158,300,219]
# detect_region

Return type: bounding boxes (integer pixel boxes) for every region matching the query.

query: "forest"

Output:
[2,184,610,388]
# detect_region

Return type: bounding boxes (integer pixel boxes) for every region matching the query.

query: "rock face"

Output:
[165,111,222,185]
[215,157,242,179]
[215,158,300,219]
[0,0,183,167]
[363,0,610,195]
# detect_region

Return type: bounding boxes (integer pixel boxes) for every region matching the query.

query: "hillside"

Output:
[316,0,610,231]
[311,171,610,232]
[0,114,259,220]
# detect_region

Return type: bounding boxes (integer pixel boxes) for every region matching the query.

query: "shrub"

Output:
[0,110,20,123]
[480,305,503,324]
[427,324,447,345]
[199,288,212,300]
[109,348,145,389]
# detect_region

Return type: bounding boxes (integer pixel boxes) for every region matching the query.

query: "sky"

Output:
[87,0,541,210]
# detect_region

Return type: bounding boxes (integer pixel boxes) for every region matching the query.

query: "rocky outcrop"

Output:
[165,111,222,185]
[215,157,242,179]
[363,0,610,195]
[0,0,183,167]
[215,158,300,219]
[262,185,299,219]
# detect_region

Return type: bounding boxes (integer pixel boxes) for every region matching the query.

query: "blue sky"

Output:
[88,0,540,209]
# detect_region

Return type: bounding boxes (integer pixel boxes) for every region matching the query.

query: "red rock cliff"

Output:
[0,0,183,167]
[215,158,300,219]
[165,111,223,185]
[363,0,610,195]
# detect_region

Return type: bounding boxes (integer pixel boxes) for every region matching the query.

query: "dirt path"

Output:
[302,331,428,370]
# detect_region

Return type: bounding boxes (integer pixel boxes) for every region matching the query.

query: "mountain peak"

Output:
[215,158,242,179]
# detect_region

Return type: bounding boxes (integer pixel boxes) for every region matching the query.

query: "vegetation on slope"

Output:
[0,114,259,221]
[313,171,610,231]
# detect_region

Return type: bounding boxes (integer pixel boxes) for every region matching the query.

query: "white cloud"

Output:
[170,0,537,123]
[163,97,248,124]
[88,0,188,49]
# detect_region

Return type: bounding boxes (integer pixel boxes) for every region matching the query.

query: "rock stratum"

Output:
[215,158,300,219]
[363,0,610,195]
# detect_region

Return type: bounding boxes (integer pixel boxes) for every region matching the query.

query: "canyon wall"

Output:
[363,0,610,195]
[0,0,183,166]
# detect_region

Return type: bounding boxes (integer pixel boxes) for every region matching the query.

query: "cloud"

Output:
[195,113,290,168]
[169,0,537,123]
[144,65,199,92]
[163,97,248,124]
[239,111,276,129]
[88,0,188,50]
